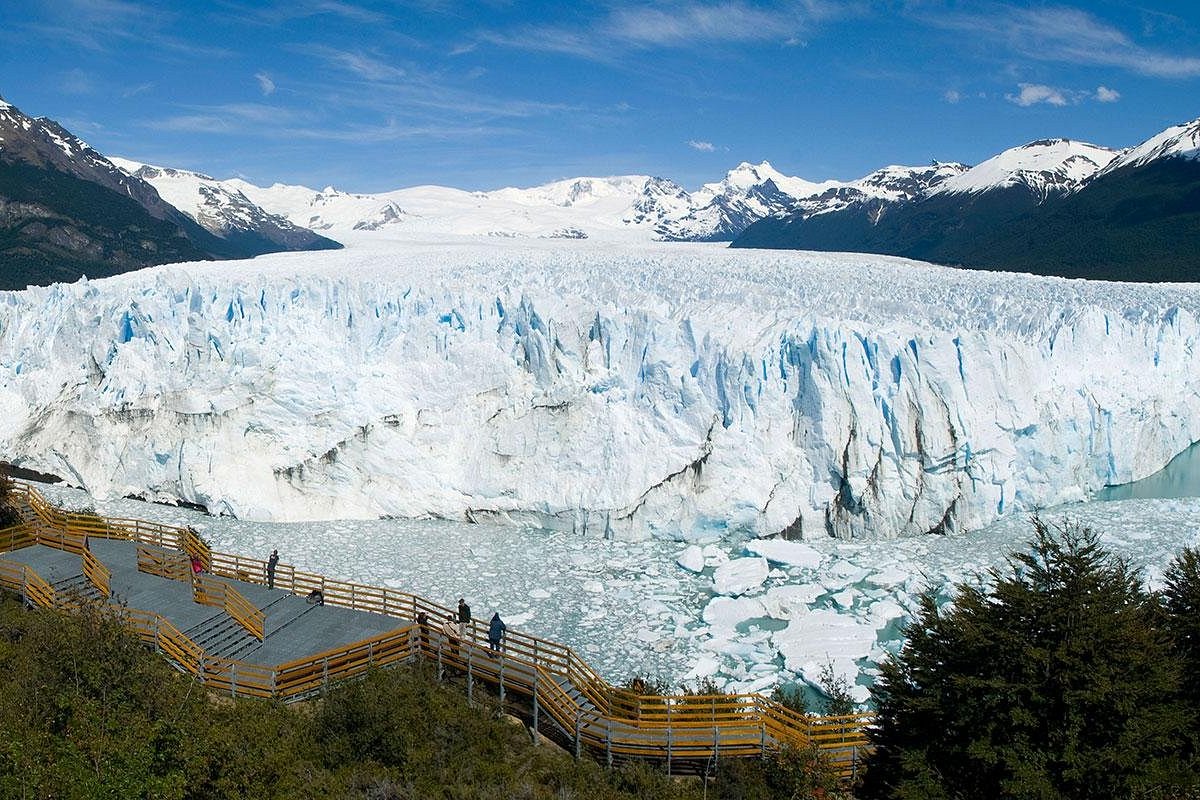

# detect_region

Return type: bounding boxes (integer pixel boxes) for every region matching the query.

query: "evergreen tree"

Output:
[1163,547,1200,736]
[861,519,1193,799]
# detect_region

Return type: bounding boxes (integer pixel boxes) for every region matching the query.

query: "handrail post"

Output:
[322,657,329,695]
[437,641,444,682]
[532,670,539,738]
[666,702,673,776]
[231,662,238,698]
[574,710,581,760]
[606,720,612,769]
[498,658,505,706]
[467,649,474,705]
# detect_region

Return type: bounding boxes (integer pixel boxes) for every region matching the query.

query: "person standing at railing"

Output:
[488,612,507,653]
[441,614,460,661]
[190,555,203,587]
[416,611,430,652]
[266,549,279,589]
[457,597,471,645]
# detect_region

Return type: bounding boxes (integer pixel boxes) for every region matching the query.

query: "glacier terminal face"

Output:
[1,237,1198,540]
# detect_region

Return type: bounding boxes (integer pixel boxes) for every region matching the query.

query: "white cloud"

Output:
[1005,83,1069,107]
[255,72,276,96]
[482,0,856,60]
[687,139,716,152]
[60,68,95,95]
[923,5,1200,78]
[943,89,962,104]
[297,45,407,82]
[1095,85,1121,102]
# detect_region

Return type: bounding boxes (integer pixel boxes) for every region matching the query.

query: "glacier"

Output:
[1,235,1199,541]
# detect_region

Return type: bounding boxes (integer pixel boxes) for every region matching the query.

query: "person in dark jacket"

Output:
[457,597,471,624]
[416,611,430,651]
[488,612,507,653]
[266,549,279,589]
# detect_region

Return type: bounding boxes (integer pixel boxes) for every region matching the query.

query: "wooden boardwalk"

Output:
[0,480,872,778]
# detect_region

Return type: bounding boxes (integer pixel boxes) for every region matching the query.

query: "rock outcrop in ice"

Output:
[1,238,1198,541]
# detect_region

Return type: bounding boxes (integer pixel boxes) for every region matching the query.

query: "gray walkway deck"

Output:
[4,542,409,667]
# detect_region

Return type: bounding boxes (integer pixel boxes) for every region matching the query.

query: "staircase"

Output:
[51,573,103,606]
[183,613,261,660]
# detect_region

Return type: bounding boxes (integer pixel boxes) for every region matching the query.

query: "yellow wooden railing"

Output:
[192,573,265,641]
[0,481,874,775]
[136,544,191,582]
[81,546,111,598]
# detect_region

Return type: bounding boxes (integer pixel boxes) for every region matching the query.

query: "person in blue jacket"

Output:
[488,612,507,653]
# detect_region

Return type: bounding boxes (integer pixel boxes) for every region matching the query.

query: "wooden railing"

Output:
[0,521,36,554]
[81,547,111,598]
[4,480,875,775]
[0,557,59,610]
[136,544,191,582]
[192,574,265,641]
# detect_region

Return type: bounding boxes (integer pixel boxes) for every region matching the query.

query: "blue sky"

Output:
[1,1,1198,191]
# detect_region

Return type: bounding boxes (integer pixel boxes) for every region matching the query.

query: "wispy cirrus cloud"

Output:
[293,44,407,82]
[23,0,233,58]
[1095,85,1121,102]
[218,0,391,26]
[478,0,857,60]
[923,4,1200,78]
[687,139,716,151]
[145,103,310,133]
[122,81,156,99]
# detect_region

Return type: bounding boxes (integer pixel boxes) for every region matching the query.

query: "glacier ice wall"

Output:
[1,239,1198,540]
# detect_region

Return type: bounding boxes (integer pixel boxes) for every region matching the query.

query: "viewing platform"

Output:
[0,480,871,778]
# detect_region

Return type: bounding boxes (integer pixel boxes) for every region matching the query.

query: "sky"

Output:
[1,0,1198,192]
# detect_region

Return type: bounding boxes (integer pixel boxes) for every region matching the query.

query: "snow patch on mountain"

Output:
[931,139,1117,200]
[1,238,1197,543]
[1097,117,1200,176]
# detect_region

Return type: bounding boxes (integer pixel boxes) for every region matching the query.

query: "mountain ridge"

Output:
[731,116,1200,282]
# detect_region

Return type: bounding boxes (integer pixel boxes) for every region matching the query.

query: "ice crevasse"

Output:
[0,239,1197,541]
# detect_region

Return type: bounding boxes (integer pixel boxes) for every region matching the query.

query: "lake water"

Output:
[1097,440,1200,501]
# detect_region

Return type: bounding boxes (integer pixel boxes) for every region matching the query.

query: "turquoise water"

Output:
[1097,441,1200,501]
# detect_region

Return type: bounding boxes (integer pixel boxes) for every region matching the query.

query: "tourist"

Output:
[416,610,430,651]
[266,548,279,589]
[488,612,507,653]
[441,614,460,660]
[457,597,472,644]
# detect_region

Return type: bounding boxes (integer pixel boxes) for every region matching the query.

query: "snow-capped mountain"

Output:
[654,161,838,241]
[0,96,218,288]
[930,139,1117,201]
[734,117,1200,282]
[111,158,340,255]
[228,160,959,244]
[234,174,700,240]
[787,162,968,221]
[1094,117,1200,176]
[0,98,195,225]
[0,97,344,289]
